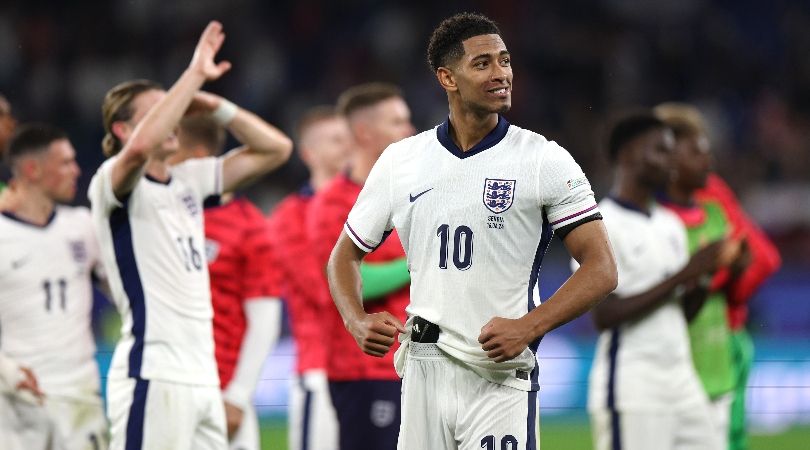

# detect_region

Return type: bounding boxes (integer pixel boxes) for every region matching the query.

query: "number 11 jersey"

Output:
[88,156,222,386]
[0,206,101,400]
[345,116,600,392]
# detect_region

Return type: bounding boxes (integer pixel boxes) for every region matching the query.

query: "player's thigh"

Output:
[289,370,338,450]
[397,356,456,450]
[456,370,538,450]
[0,393,56,450]
[108,377,196,450]
[709,394,732,450]
[330,380,400,450]
[674,402,722,450]
[228,405,258,450]
[192,385,228,450]
[46,397,108,450]
[592,409,676,450]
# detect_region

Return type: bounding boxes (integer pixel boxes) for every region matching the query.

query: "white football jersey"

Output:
[88,156,222,386]
[0,206,101,400]
[345,117,600,391]
[586,197,708,412]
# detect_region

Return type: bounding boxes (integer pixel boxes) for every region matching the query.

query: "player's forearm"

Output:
[128,68,205,161]
[327,234,368,328]
[524,253,616,338]
[224,298,281,409]
[227,108,293,165]
[591,270,690,330]
[219,108,293,192]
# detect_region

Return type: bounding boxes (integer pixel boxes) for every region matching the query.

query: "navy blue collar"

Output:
[2,209,57,228]
[607,195,652,217]
[145,173,171,185]
[437,115,510,159]
[298,183,315,198]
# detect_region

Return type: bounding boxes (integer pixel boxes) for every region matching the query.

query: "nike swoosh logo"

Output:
[409,188,433,203]
[11,256,30,269]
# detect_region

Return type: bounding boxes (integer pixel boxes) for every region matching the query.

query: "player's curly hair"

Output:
[101,79,162,157]
[427,12,502,72]
[606,111,666,163]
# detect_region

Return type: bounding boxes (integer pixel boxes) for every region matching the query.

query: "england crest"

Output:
[69,240,88,263]
[483,178,516,214]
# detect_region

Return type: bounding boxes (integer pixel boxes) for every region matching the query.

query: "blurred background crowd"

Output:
[1,0,808,447]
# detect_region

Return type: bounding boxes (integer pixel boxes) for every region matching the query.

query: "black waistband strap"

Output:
[411,316,440,343]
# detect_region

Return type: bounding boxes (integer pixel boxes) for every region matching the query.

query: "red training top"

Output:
[205,197,279,388]
[308,174,409,381]
[267,186,329,374]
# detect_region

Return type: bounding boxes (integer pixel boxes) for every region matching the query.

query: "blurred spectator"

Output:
[0,93,17,189]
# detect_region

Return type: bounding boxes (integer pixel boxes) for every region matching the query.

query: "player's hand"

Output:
[681,240,726,281]
[223,400,244,440]
[16,367,45,404]
[729,237,752,276]
[189,21,232,81]
[478,317,532,363]
[186,91,224,116]
[346,312,406,358]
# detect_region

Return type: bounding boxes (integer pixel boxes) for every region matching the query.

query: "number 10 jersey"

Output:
[345,116,601,392]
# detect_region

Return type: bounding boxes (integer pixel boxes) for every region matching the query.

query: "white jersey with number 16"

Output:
[88,156,222,387]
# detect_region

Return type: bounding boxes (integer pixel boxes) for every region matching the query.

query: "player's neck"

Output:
[144,158,172,183]
[447,109,499,152]
[309,170,333,192]
[666,183,694,206]
[348,150,377,185]
[610,176,655,214]
[0,184,56,226]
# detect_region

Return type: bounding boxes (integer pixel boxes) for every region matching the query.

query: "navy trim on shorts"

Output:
[109,202,147,377]
[125,378,149,450]
[301,379,313,450]
[607,329,622,450]
[526,390,538,450]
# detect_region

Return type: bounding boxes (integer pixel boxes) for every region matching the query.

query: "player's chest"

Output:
[619,218,685,275]
[393,155,540,226]
[0,228,92,284]
[133,182,204,225]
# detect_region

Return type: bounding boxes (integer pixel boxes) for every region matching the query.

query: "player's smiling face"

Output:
[455,34,512,114]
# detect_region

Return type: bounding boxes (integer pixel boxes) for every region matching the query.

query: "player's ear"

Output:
[111,120,131,144]
[17,156,41,181]
[350,119,372,146]
[437,67,458,92]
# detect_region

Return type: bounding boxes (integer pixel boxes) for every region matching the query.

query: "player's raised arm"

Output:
[109,21,231,199]
[479,220,618,362]
[184,91,292,193]
[328,231,406,358]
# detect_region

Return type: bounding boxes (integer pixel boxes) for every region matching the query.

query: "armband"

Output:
[211,99,238,126]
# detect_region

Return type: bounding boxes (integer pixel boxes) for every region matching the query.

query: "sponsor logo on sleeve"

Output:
[566,176,589,191]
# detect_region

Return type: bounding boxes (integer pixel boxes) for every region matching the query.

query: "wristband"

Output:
[211,99,238,126]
